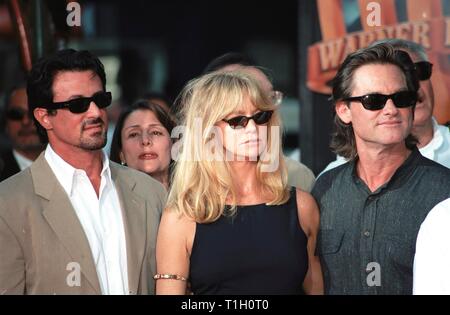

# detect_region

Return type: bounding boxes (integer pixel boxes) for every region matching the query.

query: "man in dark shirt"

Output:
[312,43,450,295]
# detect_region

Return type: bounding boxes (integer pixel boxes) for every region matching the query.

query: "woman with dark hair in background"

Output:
[110,100,175,190]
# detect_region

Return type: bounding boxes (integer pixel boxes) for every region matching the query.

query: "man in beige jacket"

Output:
[0,49,166,294]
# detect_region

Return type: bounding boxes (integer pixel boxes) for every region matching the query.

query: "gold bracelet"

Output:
[153,274,188,281]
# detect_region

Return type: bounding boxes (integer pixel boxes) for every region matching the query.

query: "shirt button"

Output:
[363,231,370,237]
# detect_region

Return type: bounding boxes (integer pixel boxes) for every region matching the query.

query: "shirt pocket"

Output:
[316,229,346,293]
[316,229,345,256]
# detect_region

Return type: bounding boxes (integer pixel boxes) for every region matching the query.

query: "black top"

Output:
[0,150,20,182]
[312,148,450,295]
[189,188,308,295]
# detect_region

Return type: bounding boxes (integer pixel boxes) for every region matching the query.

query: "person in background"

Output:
[313,43,450,294]
[0,85,45,181]
[143,91,172,114]
[110,100,175,190]
[414,197,450,294]
[319,39,450,176]
[196,52,316,192]
[155,71,323,295]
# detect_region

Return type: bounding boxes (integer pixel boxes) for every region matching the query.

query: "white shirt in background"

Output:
[12,149,33,171]
[420,118,450,168]
[45,144,129,295]
[413,198,450,295]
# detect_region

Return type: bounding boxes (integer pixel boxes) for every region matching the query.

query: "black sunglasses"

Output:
[343,91,417,111]
[6,107,33,121]
[415,61,433,81]
[223,110,273,129]
[45,91,112,114]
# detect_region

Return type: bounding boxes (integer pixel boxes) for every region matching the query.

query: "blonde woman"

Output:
[155,71,323,295]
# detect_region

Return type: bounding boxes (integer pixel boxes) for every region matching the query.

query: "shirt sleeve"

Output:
[317,155,348,178]
[413,199,450,295]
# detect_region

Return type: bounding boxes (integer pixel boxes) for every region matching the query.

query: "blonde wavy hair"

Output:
[167,71,289,223]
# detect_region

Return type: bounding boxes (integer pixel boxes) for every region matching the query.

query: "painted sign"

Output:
[307,0,450,123]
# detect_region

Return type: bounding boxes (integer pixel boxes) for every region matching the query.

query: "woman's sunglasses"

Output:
[342,91,417,111]
[414,61,433,81]
[222,110,273,129]
[45,91,112,114]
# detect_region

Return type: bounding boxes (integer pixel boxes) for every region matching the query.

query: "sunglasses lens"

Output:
[227,116,248,129]
[253,111,273,124]
[6,108,26,120]
[415,62,433,81]
[392,91,417,108]
[94,92,112,109]
[360,94,386,110]
[68,98,91,113]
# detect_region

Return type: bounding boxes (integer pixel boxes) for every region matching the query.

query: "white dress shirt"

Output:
[420,118,450,168]
[318,117,450,177]
[12,150,33,171]
[413,198,450,295]
[45,145,129,295]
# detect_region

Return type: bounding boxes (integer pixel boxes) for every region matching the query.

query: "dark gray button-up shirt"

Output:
[312,148,450,295]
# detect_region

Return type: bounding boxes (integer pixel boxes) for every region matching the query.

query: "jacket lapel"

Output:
[31,153,102,294]
[111,163,147,295]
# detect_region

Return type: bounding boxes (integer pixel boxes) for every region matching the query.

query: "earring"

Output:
[121,161,126,166]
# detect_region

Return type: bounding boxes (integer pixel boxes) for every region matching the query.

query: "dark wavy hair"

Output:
[330,43,419,159]
[109,99,176,164]
[27,49,107,143]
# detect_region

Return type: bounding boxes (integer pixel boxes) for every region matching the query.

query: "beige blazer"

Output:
[0,152,166,295]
